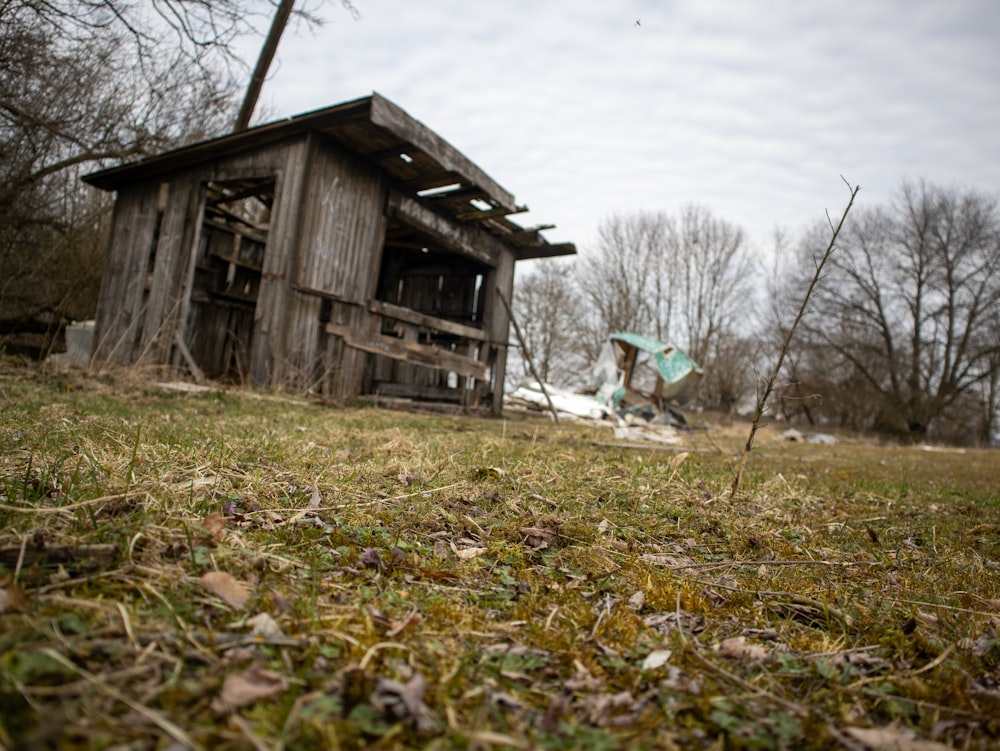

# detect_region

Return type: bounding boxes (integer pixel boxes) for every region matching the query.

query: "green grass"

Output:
[1,360,998,750]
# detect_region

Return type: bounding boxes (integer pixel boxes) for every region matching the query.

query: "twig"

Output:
[730,178,859,498]
[687,642,810,717]
[358,641,411,670]
[652,558,882,572]
[40,648,200,750]
[0,493,130,514]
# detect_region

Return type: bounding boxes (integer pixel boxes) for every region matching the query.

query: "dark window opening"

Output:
[367,217,493,404]
[375,219,490,330]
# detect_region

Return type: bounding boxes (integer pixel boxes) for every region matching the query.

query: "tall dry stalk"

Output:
[730,178,860,499]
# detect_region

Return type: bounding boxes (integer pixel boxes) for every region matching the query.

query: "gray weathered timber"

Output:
[83,94,574,414]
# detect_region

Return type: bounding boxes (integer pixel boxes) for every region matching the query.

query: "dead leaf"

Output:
[0,579,29,613]
[597,518,610,534]
[201,571,251,609]
[626,590,645,611]
[520,527,554,550]
[644,610,706,634]
[564,661,603,691]
[718,636,770,661]
[245,612,283,638]
[309,484,322,509]
[370,672,434,733]
[844,725,955,751]
[200,512,227,545]
[450,542,487,560]
[211,663,287,713]
[581,690,639,728]
[641,649,672,671]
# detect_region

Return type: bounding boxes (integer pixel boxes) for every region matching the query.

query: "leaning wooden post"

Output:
[495,289,559,423]
[234,0,295,132]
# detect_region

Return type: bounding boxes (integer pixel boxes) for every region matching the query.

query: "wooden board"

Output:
[386,191,505,268]
[326,324,488,381]
[369,300,487,341]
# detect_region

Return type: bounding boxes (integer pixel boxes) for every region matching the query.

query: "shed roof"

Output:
[83,93,574,260]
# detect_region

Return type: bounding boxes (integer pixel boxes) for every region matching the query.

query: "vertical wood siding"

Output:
[91,182,161,364]
[294,139,387,302]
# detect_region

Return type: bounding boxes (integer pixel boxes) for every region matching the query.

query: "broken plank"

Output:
[386,191,504,267]
[369,300,487,341]
[326,324,488,380]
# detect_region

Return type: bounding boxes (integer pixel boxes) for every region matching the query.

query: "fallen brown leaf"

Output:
[450,542,487,560]
[520,526,555,550]
[201,512,227,544]
[200,571,251,609]
[718,636,770,661]
[0,578,29,613]
[370,672,434,733]
[626,590,645,611]
[211,662,287,713]
[845,724,955,751]
[245,612,283,638]
[640,649,672,671]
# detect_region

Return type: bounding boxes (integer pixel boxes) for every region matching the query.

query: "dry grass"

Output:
[1,360,998,750]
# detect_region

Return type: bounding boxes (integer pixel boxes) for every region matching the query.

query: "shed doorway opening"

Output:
[369,217,492,403]
[186,177,274,381]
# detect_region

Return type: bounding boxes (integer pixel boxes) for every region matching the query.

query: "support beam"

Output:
[386,191,505,267]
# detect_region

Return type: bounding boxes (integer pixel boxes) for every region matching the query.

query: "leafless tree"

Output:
[669,205,755,366]
[0,0,353,352]
[574,211,671,362]
[574,207,756,407]
[511,259,584,387]
[792,180,1000,443]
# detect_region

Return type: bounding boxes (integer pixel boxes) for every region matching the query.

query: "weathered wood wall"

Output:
[92,181,162,365]
[279,135,388,396]
[91,125,515,413]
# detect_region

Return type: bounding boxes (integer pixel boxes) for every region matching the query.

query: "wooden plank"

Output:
[91,182,161,364]
[326,324,488,380]
[369,94,516,212]
[140,179,193,363]
[294,141,387,302]
[250,134,311,385]
[386,191,504,268]
[484,249,515,416]
[368,300,487,341]
[373,382,461,402]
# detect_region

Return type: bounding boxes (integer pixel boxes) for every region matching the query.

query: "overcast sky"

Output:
[238,0,1000,254]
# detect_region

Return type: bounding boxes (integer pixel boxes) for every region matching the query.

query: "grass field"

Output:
[1,361,998,750]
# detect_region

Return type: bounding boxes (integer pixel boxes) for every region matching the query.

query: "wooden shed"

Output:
[83,93,574,414]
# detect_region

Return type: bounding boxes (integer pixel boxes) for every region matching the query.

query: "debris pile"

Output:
[507,332,702,442]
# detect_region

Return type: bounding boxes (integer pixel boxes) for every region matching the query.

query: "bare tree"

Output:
[574,211,671,362]
[512,260,583,387]
[0,1,354,352]
[574,207,757,407]
[793,180,1000,442]
[0,1,243,347]
[669,205,755,366]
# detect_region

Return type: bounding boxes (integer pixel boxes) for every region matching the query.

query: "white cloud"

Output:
[240,0,1000,252]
